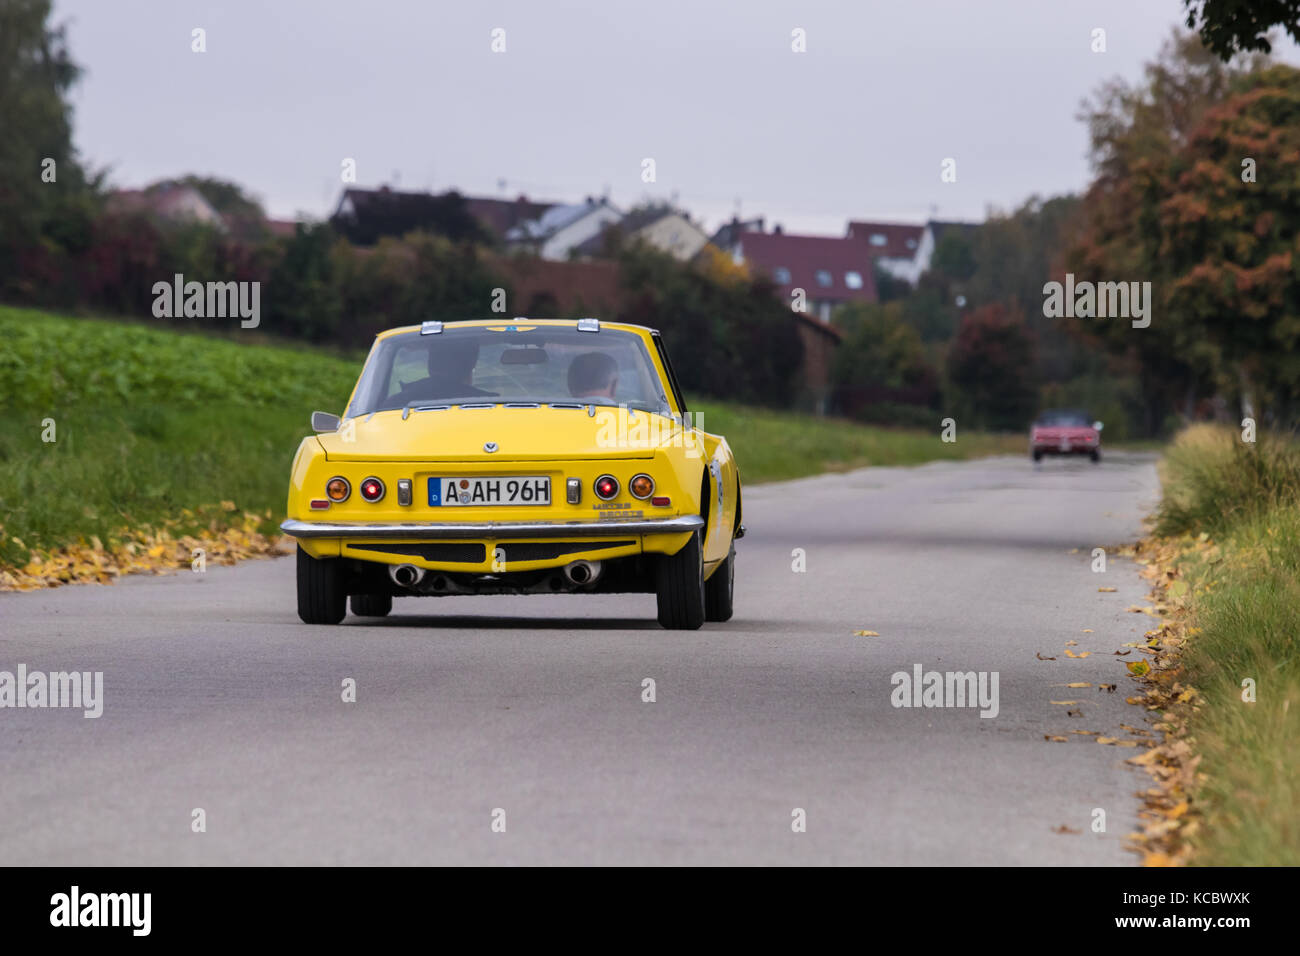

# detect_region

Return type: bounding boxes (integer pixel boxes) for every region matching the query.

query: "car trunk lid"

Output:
[318,405,672,462]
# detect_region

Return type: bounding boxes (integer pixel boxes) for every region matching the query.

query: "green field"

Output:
[0,305,1023,570]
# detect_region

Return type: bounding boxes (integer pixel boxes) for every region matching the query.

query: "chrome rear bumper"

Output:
[280,515,703,539]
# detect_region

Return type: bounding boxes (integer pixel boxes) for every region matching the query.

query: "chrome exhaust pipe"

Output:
[563,560,602,587]
[389,564,426,588]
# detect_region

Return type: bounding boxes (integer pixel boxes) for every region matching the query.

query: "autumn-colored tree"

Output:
[696,243,749,286]
[946,303,1038,431]
[1069,31,1265,431]
[1159,65,1300,420]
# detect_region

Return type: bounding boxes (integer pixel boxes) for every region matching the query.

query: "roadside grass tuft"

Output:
[1153,426,1300,865]
[1155,423,1300,537]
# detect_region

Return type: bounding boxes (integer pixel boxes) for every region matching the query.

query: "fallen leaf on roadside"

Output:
[1114,649,1132,656]
[853,630,879,637]
[1099,683,1117,692]
[1052,825,1081,834]
[1065,640,1078,646]
[1044,735,1068,743]
[1062,682,1091,688]
[1036,652,1056,660]
[1127,661,1151,677]
[1082,628,1094,633]
[1064,649,1092,658]
[1050,700,1079,706]
[1098,586,1117,592]
[1066,708,1083,717]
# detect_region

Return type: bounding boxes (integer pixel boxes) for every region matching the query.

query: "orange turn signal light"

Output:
[326,477,351,501]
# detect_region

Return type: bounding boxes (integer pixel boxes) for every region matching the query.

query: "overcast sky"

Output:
[55,0,1300,235]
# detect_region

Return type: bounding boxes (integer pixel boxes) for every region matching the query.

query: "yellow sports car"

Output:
[281,318,743,629]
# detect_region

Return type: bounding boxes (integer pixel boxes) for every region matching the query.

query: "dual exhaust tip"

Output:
[387,560,602,589]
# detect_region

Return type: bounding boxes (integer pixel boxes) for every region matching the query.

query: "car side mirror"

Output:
[1093,421,1104,432]
[311,411,341,432]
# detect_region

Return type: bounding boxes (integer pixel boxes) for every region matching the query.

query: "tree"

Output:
[0,0,98,294]
[946,304,1039,431]
[1069,30,1263,432]
[265,224,343,342]
[1159,65,1300,421]
[1183,0,1300,59]
[616,245,802,406]
[832,302,934,391]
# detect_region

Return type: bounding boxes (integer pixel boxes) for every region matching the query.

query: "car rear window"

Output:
[347,325,671,417]
[1035,411,1091,427]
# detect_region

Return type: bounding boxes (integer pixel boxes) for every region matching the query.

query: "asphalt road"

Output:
[1,452,1162,865]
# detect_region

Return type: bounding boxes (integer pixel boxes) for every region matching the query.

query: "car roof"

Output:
[374,318,658,341]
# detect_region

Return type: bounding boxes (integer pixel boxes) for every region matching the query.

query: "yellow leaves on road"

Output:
[1044,735,1069,743]
[0,505,289,591]
[1127,660,1151,677]
[1063,649,1092,658]
[1036,652,1057,660]
[1050,700,1080,706]
[1097,737,1142,747]
[853,629,879,637]
[1098,586,1117,592]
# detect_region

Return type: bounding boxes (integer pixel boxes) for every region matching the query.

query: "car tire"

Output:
[1090,449,1101,463]
[297,545,346,624]
[350,593,392,617]
[704,544,735,623]
[656,530,705,630]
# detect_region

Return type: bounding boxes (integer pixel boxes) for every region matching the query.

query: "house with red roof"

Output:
[729,226,879,323]
[850,219,979,285]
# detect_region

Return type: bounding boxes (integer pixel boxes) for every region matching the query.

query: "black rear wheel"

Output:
[350,593,392,617]
[704,545,735,622]
[656,530,705,630]
[296,545,346,624]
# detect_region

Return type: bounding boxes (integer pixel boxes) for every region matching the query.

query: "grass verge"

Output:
[1129,424,1300,865]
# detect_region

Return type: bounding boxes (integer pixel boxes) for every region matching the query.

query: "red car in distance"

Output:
[1030,409,1103,463]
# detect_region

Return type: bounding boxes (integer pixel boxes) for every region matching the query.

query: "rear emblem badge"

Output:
[484,442,499,453]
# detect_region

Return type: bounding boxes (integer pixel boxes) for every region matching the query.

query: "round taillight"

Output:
[594,475,619,500]
[326,477,351,502]
[629,474,655,499]
[360,477,385,502]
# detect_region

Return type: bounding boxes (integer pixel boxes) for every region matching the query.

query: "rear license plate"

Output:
[428,476,551,506]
